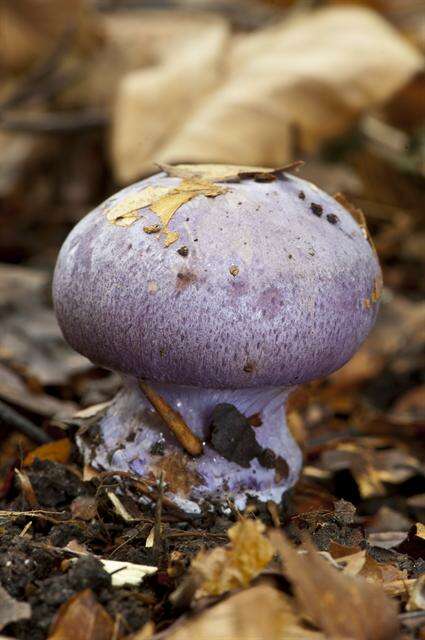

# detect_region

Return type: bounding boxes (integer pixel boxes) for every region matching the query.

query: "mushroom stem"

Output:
[78,377,302,514]
[139,380,203,456]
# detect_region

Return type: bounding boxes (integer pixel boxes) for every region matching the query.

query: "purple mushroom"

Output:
[53,164,381,513]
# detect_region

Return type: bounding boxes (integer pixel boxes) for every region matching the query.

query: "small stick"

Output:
[139,381,203,456]
[153,473,164,563]
[0,399,52,444]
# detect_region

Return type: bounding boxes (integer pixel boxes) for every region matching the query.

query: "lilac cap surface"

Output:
[53,167,381,389]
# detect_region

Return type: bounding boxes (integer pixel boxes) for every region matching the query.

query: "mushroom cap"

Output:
[53,168,381,388]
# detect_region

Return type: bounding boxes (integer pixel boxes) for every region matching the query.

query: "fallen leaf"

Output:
[23,438,72,467]
[157,160,304,182]
[406,574,425,611]
[105,178,226,246]
[191,518,273,597]
[163,584,325,640]
[99,559,157,587]
[113,6,423,181]
[0,585,31,631]
[270,531,400,640]
[48,589,114,640]
[111,15,229,183]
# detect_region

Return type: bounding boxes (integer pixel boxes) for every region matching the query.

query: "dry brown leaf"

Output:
[112,16,229,183]
[0,585,31,631]
[105,178,226,246]
[48,589,114,640]
[23,438,72,467]
[406,574,425,611]
[270,531,399,640]
[191,518,273,597]
[163,584,325,640]
[113,6,423,181]
[0,0,100,75]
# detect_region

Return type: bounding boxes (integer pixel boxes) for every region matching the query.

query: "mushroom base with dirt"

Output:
[78,378,302,514]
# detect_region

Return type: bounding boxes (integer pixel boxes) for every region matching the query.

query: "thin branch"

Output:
[139,381,203,456]
[0,399,52,444]
[0,110,108,134]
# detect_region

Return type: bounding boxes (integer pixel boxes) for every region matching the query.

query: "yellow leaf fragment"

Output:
[105,178,226,246]
[157,161,304,183]
[106,186,169,226]
[191,518,273,597]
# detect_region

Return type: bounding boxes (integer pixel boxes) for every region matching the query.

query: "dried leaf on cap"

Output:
[157,160,304,182]
[105,178,226,246]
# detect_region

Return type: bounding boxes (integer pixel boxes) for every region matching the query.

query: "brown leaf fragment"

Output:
[270,531,399,640]
[163,584,325,640]
[0,585,31,631]
[334,192,379,257]
[23,438,72,467]
[48,589,114,640]
[191,518,273,597]
[406,575,425,611]
[157,161,304,182]
[14,468,38,507]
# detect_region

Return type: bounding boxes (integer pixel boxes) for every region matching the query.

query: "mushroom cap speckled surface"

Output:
[53,170,381,388]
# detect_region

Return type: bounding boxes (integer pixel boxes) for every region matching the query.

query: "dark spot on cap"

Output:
[176,269,197,290]
[243,361,255,373]
[310,203,323,217]
[298,191,305,200]
[177,246,189,257]
[326,213,339,225]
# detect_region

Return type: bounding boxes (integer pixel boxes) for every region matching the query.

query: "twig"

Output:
[0,110,107,134]
[153,473,164,562]
[0,399,52,444]
[139,381,203,456]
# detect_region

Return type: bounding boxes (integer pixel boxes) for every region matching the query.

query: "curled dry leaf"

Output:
[112,6,423,182]
[105,178,226,246]
[0,585,31,631]
[270,531,400,640]
[191,518,273,597]
[163,584,325,640]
